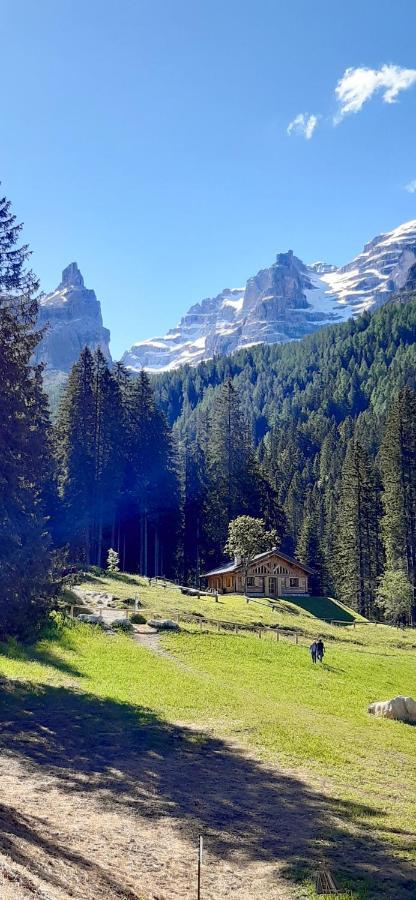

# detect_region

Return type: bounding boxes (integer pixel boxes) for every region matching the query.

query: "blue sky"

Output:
[1,0,416,358]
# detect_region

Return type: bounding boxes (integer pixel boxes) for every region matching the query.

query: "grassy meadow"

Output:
[1,573,416,898]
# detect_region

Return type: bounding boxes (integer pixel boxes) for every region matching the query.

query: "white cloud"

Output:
[405,179,416,194]
[287,113,318,140]
[334,64,416,123]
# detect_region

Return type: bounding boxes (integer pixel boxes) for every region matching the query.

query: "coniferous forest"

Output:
[1,189,416,637]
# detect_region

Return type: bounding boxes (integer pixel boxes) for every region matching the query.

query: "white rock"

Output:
[368,695,416,723]
[76,614,102,624]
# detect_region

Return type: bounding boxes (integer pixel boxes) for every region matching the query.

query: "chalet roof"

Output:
[203,547,314,577]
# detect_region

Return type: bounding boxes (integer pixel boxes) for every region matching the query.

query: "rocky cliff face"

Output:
[122,219,416,372]
[34,263,111,377]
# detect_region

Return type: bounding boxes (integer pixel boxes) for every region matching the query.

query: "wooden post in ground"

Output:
[295,633,299,645]
[197,834,203,900]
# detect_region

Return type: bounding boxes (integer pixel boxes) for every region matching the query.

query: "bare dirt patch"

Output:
[0,677,414,899]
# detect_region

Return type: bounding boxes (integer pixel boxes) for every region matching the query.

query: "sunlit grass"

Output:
[1,572,416,898]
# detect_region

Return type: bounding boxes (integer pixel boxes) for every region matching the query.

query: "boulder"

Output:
[76,614,103,625]
[368,696,416,724]
[147,618,180,631]
[111,618,133,631]
[73,588,114,606]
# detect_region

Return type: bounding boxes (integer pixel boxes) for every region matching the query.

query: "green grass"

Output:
[2,574,416,898]
[72,571,416,651]
[281,594,362,623]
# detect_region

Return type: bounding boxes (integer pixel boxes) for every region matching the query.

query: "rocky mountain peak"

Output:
[60,262,85,289]
[122,218,416,373]
[34,265,111,378]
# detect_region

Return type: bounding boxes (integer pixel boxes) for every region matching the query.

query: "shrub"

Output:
[130,613,147,625]
[111,618,133,632]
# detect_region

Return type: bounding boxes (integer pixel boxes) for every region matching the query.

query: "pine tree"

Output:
[55,347,96,563]
[0,191,56,637]
[335,438,382,617]
[205,380,263,562]
[56,349,125,566]
[182,438,208,583]
[121,370,181,577]
[380,387,416,621]
[297,504,329,596]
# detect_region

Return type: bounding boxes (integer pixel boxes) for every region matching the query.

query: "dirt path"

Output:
[132,628,199,676]
[1,634,415,900]
[0,679,303,900]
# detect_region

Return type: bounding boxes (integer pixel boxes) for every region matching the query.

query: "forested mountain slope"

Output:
[154,292,416,440]
[152,292,416,618]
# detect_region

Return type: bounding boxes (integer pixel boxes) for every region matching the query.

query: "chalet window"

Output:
[247,577,255,587]
[290,577,299,588]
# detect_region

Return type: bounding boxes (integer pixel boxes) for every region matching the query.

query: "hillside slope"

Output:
[153,291,416,438]
[1,587,416,900]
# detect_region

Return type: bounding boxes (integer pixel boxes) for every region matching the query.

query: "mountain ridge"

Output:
[123,219,416,373]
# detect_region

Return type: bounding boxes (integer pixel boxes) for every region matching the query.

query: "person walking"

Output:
[316,637,325,662]
[310,640,317,664]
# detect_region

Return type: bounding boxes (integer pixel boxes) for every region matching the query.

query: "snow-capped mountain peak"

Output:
[122,219,416,373]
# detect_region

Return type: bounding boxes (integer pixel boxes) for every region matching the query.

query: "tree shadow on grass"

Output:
[0,682,415,898]
[0,638,83,679]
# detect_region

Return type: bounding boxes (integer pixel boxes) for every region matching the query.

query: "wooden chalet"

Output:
[203,548,312,597]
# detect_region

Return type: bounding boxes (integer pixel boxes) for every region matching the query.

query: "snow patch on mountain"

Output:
[122,219,416,373]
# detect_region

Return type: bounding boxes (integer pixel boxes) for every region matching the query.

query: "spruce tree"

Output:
[297,505,329,596]
[0,191,56,637]
[335,438,382,617]
[56,347,96,562]
[205,380,263,562]
[380,387,416,621]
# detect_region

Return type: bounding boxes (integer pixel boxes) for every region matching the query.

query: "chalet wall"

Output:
[206,553,309,596]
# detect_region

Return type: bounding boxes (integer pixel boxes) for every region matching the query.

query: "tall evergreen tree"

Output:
[56,347,96,562]
[297,500,329,596]
[335,438,382,617]
[182,438,208,583]
[205,380,264,562]
[380,387,416,621]
[0,191,56,637]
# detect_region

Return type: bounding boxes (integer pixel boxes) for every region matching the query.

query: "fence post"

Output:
[276,628,279,641]
[197,834,203,900]
[295,633,299,645]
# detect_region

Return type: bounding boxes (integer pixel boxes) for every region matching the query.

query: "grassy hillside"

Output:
[73,572,412,650]
[1,573,415,898]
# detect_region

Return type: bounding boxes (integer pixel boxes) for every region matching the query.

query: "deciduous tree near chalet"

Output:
[225,516,277,596]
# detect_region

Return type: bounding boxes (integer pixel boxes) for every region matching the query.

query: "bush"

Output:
[88,566,105,577]
[111,618,133,632]
[130,613,147,625]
